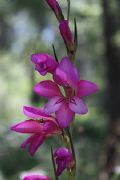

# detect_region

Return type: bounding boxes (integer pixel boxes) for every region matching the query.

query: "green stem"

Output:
[66,128,76,176]
[62,129,76,180]
[51,146,59,180]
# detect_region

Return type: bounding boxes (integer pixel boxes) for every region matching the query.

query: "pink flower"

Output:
[53,57,80,89]
[46,0,64,22]
[31,54,58,76]
[34,58,98,128]
[59,20,74,51]
[23,175,52,180]
[11,106,61,156]
[54,147,74,176]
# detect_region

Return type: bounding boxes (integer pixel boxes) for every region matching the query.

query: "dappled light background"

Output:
[0,0,120,179]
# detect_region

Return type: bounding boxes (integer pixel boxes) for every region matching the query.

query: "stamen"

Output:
[55,98,65,104]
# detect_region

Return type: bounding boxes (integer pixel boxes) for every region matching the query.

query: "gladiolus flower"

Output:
[46,0,64,22]
[54,147,75,176]
[53,57,79,89]
[11,106,61,156]
[23,175,52,180]
[31,54,58,76]
[34,58,98,128]
[59,20,74,51]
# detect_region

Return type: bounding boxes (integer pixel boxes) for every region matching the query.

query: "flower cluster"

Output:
[11,0,99,179]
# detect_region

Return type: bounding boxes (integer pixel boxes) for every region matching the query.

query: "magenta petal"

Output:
[54,147,72,158]
[34,80,62,98]
[44,96,64,114]
[54,57,79,88]
[11,120,42,134]
[69,96,88,114]
[21,134,45,156]
[23,106,52,119]
[77,80,99,97]
[21,134,37,149]
[36,67,47,76]
[56,161,66,176]
[56,102,75,128]
[29,134,45,156]
[24,175,52,180]
[43,120,61,135]
[53,68,67,86]
[31,54,56,64]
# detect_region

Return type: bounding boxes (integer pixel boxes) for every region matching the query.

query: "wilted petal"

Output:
[34,80,62,98]
[54,57,79,89]
[23,106,52,119]
[11,120,43,134]
[23,175,53,180]
[31,54,58,76]
[44,96,64,114]
[56,102,75,128]
[77,80,99,97]
[69,96,88,114]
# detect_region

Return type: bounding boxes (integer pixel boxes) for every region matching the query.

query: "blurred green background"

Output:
[0,0,120,179]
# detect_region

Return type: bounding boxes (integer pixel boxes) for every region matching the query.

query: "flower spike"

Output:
[10,1,99,180]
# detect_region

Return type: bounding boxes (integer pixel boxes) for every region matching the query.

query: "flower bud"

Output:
[31,54,58,76]
[59,20,74,52]
[46,0,64,22]
[54,147,75,176]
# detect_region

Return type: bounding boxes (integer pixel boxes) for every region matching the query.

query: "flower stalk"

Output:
[51,146,59,180]
[10,1,99,180]
[66,128,76,174]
